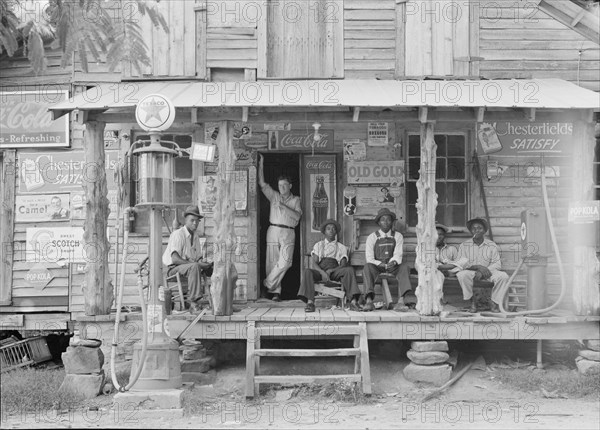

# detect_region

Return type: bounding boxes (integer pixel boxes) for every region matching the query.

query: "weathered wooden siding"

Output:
[403,0,476,77]
[0,49,71,85]
[344,0,396,79]
[479,0,600,91]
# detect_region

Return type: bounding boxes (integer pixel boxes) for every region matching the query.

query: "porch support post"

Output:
[82,120,113,315]
[571,115,599,315]
[211,120,239,315]
[415,121,443,316]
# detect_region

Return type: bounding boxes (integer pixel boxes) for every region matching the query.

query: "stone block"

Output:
[410,341,449,353]
[579,349,600,362]
[586,340,600,352]
[181,356,216,373]
[407,350,450,365]
[113,389,184,410]
[181,347,206,361]
[403,363,452,386]
[576,357,600,375]
[58,371,105,399]
[62,346,105,374]
[181,370,217,386]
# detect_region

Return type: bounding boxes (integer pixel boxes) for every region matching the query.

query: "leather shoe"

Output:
[362,301,375,312]
[272,294,281,302]
[304,302,315,313]
[189,302,203,315]
[490,302,500,313]
[349,302,361,312]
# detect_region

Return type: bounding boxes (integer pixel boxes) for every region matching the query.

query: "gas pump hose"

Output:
[110,207,149,391]
[497,172,566,316]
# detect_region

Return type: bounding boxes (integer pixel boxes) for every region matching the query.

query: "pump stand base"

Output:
[114,389,184,410]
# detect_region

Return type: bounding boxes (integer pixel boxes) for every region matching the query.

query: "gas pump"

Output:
[111,94,183,392]
[520,209,551,310]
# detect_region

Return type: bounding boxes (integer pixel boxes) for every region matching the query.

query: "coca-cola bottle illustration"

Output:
[312,176,329,230]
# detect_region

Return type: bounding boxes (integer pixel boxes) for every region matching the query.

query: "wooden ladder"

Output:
[245,321,372,398]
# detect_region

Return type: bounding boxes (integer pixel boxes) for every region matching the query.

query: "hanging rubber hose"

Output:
[497,170,567,316]
[110,207,149,392]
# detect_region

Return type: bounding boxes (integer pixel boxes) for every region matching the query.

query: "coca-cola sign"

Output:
[305,160,334,171]
[277,130,334,152]
[0,90,69,148]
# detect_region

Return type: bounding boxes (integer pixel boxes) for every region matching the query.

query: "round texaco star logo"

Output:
[135,94,176,131]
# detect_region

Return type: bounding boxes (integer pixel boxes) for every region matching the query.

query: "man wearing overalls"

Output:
[363,208,412,311]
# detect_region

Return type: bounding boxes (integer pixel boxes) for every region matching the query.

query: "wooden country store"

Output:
[1,1,599,361]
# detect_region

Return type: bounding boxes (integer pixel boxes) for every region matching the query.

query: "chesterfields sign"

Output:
[0,90,69,148]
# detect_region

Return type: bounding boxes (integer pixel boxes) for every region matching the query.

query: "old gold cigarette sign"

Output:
[347,161,405,184]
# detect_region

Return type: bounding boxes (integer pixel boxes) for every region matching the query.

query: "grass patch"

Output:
[1,367,86,414]
[288,381,374,404]
[493,368,600,400]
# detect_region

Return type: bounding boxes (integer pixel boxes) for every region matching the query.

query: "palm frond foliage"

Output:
[1,0,169,75]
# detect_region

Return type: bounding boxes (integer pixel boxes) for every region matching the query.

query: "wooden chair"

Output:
[164,271,211,311]
[314,280,346,309]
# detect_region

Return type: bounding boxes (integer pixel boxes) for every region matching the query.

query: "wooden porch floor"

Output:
[166,302,600,341]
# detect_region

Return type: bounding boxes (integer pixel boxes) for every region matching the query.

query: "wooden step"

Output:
[246,321,371,398]
[255,374,362,384]
[255,348,360,357]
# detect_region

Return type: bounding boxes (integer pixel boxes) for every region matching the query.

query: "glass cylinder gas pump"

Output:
[129,133,183,390]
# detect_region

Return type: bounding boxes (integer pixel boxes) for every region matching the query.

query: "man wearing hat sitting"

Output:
[363,208,412,311]
[455,218,509,313]
[298,219,361,312]
[162,205,214,314]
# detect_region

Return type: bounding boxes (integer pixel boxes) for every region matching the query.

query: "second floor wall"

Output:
[3,0,597,91]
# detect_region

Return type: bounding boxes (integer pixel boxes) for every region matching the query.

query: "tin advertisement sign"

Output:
[15,193,71,222]
[347,161,405,185]
[25,227,85,263]
[0,90,70,148]
[477,122,574,156]
[18,150,119,194]
[271,130,334,152]
[302,155,337,250]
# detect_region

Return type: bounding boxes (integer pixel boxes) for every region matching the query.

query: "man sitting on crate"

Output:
[298,219,361,313]
[162,205,213,314]
[363,208,412,312]
[455,218,509,313]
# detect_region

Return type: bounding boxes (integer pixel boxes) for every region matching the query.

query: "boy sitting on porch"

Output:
[455,218,509,313]
[298,219,361,312]
[363,208,412,312]
[162,205,214,314]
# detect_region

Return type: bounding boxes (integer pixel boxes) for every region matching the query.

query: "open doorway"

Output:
[258,153,302,300]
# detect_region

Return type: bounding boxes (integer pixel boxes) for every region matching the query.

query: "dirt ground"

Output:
[2,353,599,430]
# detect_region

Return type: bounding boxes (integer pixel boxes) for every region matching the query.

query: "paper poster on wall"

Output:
[15,193,71,222]
[355,186,396,216]
[368,122,389,146]
[343,139,366,161]
[264,123,291,131]
[70,190,118,220]
[198,171,248,215]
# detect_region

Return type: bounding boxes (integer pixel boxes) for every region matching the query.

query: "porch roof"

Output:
[49,79,599,118]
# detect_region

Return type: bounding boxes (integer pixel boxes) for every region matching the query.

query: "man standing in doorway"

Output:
[258,154,302,301]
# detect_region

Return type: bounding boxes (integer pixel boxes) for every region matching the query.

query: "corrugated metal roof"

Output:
[47,79,599,114]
